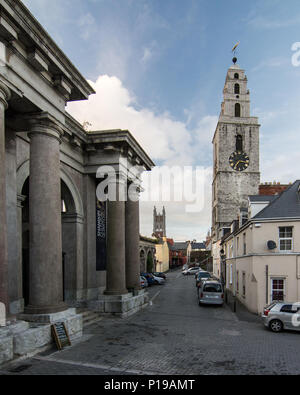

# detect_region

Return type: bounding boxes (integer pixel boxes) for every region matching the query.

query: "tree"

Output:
[147,253,154,273]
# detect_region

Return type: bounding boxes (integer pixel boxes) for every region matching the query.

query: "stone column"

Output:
[125,183,141,291]
[25,115,66,315]
[104,176,128,295]
[0,82,10,312]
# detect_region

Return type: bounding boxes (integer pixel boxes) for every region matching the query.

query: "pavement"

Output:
[2,269,300,375]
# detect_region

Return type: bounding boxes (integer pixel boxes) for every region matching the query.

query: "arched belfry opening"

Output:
[21,176,84,306]
[235,103,241,117]
[236,134,243,151]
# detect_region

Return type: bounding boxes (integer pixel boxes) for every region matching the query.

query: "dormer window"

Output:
[234,83,240,94]
[235,103,241,117]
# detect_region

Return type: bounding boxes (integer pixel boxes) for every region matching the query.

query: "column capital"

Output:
[0,81,11,110]
[26,112,63,143]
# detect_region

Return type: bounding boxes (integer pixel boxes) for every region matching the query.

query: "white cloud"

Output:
[67,75,214,240]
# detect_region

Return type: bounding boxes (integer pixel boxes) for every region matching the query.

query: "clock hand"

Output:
[234,161,241,169]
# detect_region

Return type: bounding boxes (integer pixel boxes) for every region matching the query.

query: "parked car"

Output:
[182,267,199,276]
[195,271,212,287]
[153,272,167,280]
[141,272,156,286]
[198,280,224,306]
[262,302,300,333]
[140,276,148,288]
[153,275,166,285]
[194,268,205,279]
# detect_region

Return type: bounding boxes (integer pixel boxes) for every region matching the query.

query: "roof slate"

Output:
[253,181,300,220]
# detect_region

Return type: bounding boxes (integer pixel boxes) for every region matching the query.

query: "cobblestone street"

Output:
[2,269,300,375]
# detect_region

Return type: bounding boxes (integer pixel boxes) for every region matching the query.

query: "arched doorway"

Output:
[20,172,84,307]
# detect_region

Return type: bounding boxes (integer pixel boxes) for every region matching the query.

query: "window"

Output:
[234,83,240,94]
[234,73,239,79]
[242,272,246,297]
[222,227,231,237]
[243,233,246,255]
[229,264,233,285]
[280,305,296,313]
[272,279,285,301]
[203,284,223,293]
[236,134,243,151]
[61,199,67,213]
[279,227,293,252]
[241,211,248,226]
[237,237,239,254]
[235,103,241,117]
[236,270,239,293]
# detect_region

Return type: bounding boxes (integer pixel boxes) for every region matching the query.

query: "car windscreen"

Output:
[198,272,210,278]
[203,284,222,293]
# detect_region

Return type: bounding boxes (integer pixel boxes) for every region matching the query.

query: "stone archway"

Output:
[18,162,84,307]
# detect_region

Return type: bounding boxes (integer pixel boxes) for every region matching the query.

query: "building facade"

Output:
[223,181,300,314]
[155,236,170,273]
[0,0,154,364]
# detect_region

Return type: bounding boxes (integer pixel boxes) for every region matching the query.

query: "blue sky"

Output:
[23,0,300,240]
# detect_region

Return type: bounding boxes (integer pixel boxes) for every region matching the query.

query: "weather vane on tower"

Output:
[231,41,240,64]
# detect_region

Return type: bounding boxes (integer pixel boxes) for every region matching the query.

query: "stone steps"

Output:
[76,309,102,328]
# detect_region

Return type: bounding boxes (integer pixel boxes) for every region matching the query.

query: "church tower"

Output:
[212,58,260,241]
[153,206,166,238]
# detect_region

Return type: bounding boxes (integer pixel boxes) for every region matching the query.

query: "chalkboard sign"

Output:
[51,322,71,350]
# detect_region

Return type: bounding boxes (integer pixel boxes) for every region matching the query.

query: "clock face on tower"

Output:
[229,151,250,172]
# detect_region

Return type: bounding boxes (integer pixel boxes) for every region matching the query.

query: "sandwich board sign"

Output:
[51,322,71,350]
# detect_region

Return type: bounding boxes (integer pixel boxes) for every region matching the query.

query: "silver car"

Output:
[182,267,199,276]
[198,280,224,306]
[262,302,300,332]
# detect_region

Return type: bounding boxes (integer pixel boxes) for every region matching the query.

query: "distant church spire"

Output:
[153,206,166,238]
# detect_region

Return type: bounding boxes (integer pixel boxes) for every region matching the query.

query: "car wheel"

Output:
[155,280,159,285]
[269,319,283,333]
[198,300,202,306]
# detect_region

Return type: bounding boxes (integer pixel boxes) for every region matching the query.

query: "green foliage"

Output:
[147,253,154,273]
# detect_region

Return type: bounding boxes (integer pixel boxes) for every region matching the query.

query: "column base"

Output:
[104,289,128,296]
[18,307,77,324]
[23,302,67,316]
[88,290,148,318]
[0,310,83,366]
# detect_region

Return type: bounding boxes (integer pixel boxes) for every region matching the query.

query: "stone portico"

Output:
[0,0,154,365]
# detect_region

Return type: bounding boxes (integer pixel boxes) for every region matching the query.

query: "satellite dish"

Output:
[267,240,277,250]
